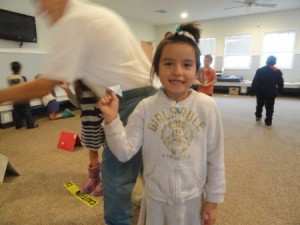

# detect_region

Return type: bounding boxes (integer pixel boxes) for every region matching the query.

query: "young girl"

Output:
[99,22,225,225]
[60,80,104,196]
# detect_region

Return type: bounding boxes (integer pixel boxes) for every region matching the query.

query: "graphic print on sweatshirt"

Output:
[147,106,206,160]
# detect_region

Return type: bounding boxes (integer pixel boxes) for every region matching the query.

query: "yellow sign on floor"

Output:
[64,181,100,207]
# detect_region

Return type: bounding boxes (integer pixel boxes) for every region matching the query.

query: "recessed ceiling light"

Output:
[180,12,188,18]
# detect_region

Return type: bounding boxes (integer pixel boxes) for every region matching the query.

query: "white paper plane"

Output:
[108,85,123,97]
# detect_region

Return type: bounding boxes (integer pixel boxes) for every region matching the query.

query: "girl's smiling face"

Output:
[158,43,197,102]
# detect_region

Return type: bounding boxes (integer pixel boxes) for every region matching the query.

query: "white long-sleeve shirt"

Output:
[103,89,225,205]
[41,0,151,97]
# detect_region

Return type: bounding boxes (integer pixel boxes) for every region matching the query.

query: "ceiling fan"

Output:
[224,0,277,10]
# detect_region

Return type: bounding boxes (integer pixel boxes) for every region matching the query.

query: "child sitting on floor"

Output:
[35,74,75,120]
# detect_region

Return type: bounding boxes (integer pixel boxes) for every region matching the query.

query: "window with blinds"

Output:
[261,30,296,69]
[223,34,252,69]
[199,37,216,68]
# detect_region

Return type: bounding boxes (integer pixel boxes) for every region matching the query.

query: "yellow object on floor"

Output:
[64,181,100,207]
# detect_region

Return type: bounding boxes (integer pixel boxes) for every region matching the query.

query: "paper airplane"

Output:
[108,85,123,97]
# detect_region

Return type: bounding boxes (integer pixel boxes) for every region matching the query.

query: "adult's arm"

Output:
[0,78,59,104]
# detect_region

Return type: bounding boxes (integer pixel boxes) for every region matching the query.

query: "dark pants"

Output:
[13,103,35,129]
[102,86,157,225]
[255,96,275,124]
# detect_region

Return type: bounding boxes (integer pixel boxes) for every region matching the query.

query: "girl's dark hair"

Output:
[74,80,85,101]
[74,80,98,101]
[11,61,21,74]
[151,22,201,83]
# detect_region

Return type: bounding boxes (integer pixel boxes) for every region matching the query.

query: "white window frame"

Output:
[261,30,296,69]
[223,34,252,70]
[199,37,216,68]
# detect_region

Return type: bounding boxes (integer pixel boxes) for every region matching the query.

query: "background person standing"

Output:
[7,62,38,129]
[197,54,217,96]
[251,55,284,127]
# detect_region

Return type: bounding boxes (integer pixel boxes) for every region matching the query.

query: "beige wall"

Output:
[156,9,300,54]
[156,9,300,82]
[0,0,156,88]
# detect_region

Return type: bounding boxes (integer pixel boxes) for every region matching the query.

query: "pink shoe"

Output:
[92,181,103,196]
[82,163,100,194]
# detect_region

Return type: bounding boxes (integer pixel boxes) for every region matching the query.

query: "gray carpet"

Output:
[0,94,299,225]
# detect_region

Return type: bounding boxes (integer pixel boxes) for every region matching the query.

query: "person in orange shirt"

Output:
[197,54,217,96]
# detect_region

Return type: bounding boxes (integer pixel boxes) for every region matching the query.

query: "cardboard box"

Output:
[0,110,14,129]
[229,87,240,95]
[240,86,248,94]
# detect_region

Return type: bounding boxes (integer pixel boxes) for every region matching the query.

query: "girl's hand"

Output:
[201,202,218,225]
[98,89,119,124]
[58,81,69,90]
[203,81,209,87]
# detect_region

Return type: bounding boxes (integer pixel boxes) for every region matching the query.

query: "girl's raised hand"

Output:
[58,81,69,90]
[98,89,119,124]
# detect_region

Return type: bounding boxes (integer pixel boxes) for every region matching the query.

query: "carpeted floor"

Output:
[0,94,299,225]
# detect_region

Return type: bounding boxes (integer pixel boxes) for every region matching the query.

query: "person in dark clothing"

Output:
[251,55,284,127]
[7,62,38,129]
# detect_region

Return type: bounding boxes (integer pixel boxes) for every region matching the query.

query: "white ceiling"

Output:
[91,0,300,26]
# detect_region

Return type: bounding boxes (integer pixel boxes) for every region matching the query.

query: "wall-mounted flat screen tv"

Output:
[0,9,37,43]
